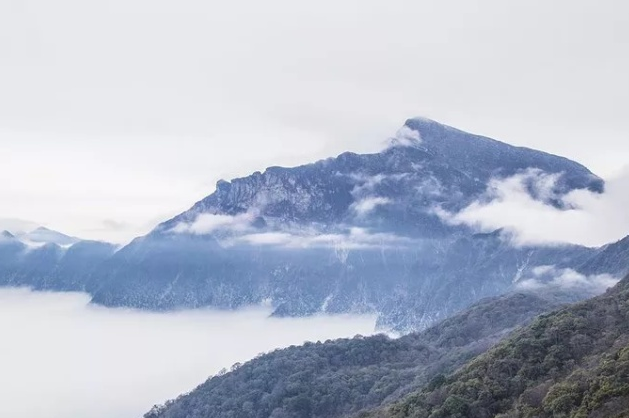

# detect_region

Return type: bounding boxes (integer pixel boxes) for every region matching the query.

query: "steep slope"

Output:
[87,118,615,331]
[0,231,27,280]
[145,291,565,418]
[579,235,629,278]
[374,275,629,418]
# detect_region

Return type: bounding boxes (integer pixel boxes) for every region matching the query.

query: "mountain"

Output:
[0,227,117,291]
[0,230,27,280]
[85,118,622,331]
[0,118,625,332]
[16,226,81,247]
[144,290,567,418]
[580,235,629,278]
[0,230,15,239]
[368,275,629,418]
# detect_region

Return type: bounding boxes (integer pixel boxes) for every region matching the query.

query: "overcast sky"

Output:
[1,0,628,243]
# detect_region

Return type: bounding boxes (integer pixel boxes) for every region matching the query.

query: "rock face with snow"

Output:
[81,118,625,331]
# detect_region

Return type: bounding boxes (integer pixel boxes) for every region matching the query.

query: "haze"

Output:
[0,288,376,418]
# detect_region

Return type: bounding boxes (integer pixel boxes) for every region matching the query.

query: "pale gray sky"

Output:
[1,0,628,243]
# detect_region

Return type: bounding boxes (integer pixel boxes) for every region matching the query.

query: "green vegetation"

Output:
[376,276,629,418]
[146,292,559,418]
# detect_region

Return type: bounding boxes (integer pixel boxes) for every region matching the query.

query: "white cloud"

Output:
[232,227,410,250]
[236,231,295,246]
[436,168,629,247]
[172,213,255,235]
[415,176,446,198]
[517,266,619,295]
[349,174,387,196]
[351,197,392,216]
[531,265,555,276]
[349,173,409,197]
[0,288,376,418]
[172,206,410,249]
[388,125,422,148]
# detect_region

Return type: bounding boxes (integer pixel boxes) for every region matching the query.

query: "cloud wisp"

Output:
[171,204,413,251]
[387,125,423,148]
[171,213,256,235]
[436,168,629,247]
[516,265,619,295]
[232,227,411,250]
[351,197,392,216]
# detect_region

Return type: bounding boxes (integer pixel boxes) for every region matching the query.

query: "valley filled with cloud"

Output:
[0,289,375,418]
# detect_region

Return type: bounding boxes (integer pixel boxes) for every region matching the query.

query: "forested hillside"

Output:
[372,275,629,418]
[145,292,563,418]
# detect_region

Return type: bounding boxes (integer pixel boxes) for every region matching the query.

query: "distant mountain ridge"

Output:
[15,226,81,247]
[0,227,116,292]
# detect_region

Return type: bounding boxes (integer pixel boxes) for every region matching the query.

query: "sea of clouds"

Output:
[0,288,376,418]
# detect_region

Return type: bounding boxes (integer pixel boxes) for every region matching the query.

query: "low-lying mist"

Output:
[0,288,376,418]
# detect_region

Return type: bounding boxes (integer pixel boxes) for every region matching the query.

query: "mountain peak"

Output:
[20,227,80,247]
[387,117,509,156]
[403,116,465,134]
[387,117,472,149]
[404,116,445,127]
[397,118,602,192]
[0,230,15,239]
[403,117,495,146]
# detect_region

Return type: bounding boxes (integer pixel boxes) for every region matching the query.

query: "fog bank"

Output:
[0,288,376,418]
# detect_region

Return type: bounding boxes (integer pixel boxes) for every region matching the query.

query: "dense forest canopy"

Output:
[370,275,629,418]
